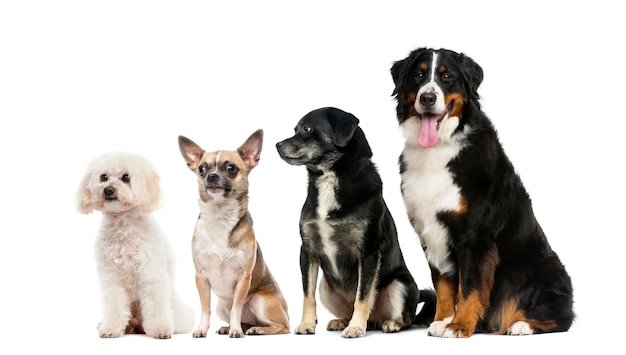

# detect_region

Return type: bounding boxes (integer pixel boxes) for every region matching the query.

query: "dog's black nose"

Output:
[104,186,116,197]
[420,92,437,107]
[207,173,219,183]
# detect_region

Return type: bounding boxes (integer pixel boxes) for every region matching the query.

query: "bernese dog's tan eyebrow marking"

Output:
[438,65,447,73]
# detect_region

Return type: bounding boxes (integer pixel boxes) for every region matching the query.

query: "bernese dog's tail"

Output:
[413,288,437,326]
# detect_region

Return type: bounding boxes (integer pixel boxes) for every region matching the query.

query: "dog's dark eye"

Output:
[198,165,207,177]
[100,174,108,182]
[121,174,131,183]
[303,125,312,134]
[225,163,238,177]
[414,70,425,81]
[441,72,453,83]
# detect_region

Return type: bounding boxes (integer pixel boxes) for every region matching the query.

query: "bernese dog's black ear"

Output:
[456,52,484,101]
[391,47,428,98]
[391,57,408,97]
[326,107,359,148]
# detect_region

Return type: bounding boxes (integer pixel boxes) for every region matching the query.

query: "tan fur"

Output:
[433,276,457,322]
[178,130,290,338]
[296,263,319,334]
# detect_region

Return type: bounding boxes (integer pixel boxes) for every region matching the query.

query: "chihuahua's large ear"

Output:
[178,136,205,170]
[328,108,359,147]
[75,170,94,214]
[238,129,263,170]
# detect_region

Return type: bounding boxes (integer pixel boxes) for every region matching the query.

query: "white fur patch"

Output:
[193,198,246,297]
[428,316,453,337]
[196,198,241,245]
[400,116,467,275]
[369,280,405,322]
[507,321,533,335]
[315,170,341,278]
[384,281,405,320]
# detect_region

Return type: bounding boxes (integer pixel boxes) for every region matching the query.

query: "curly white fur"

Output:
[76,152,194,338]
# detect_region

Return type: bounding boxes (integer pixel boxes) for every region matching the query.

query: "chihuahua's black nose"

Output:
[207,173,219,183]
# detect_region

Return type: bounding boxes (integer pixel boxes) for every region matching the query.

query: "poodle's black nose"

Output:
[104,186,116,197]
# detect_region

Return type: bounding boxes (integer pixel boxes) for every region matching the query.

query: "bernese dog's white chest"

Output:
[400,135,464,276]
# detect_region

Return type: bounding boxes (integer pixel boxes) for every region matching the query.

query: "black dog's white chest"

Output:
[303,170,366,279]
[313,171,342,276]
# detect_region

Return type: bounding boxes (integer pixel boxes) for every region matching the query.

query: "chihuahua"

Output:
[178,129,290,338]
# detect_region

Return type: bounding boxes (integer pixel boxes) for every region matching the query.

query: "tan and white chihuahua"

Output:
[178,129,290,338]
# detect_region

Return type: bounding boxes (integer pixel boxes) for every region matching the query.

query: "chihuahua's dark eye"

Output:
[100,174,108,182]
[121,174,131,183]
[225,163,238,177]
[441,72,453,83]
[303,125,312,134]
[198,165,207,177]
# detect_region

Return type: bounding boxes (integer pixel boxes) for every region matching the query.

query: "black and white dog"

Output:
[276,107,435,338]
[391,47,574,337]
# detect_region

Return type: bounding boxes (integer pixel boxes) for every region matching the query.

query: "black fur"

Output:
[276,107,435,337]
[391,48,574,336]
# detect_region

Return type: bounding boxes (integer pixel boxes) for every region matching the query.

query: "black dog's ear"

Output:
[327,107,359,147]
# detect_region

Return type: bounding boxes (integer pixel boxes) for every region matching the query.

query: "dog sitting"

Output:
[390,47,575,337]
[276,107,436,338]
[76,152,195,338]
[178,129,290,338]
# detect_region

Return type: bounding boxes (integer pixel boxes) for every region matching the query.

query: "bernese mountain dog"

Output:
[390,47,574,337]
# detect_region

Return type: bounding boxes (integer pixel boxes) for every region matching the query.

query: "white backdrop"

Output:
[1,1,622,353]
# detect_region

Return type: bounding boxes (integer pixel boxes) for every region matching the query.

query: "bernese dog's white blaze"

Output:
[415,52,448,116]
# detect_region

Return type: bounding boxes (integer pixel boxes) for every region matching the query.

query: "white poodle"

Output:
[76,152,194,338]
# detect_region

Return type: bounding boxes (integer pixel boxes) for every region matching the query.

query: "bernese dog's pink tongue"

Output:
[417,115,438,148]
